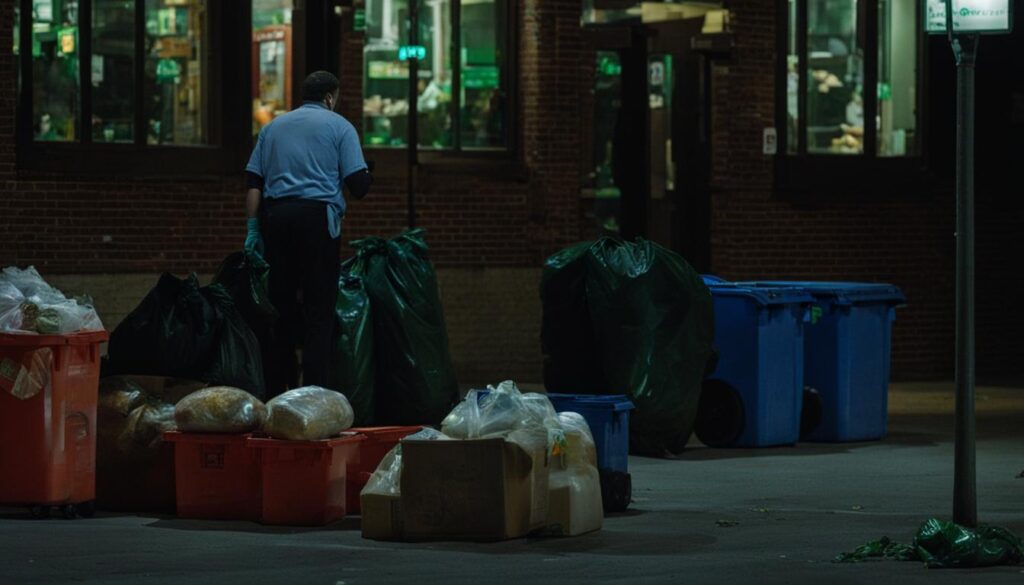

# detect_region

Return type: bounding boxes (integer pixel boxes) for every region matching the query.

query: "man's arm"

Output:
[344,168,373,200]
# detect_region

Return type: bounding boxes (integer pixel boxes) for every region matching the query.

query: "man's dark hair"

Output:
[301,71,340,102]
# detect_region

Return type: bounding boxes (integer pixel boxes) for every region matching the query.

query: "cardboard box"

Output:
[400,436,550,541]
[360,492,403,541]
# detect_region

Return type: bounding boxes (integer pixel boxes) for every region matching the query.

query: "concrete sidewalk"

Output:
[2,383,1023,585]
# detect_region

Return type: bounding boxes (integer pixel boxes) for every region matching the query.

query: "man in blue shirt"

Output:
[244,71,372,397]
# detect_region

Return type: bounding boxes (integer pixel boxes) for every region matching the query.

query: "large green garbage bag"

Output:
[541,238,715,456]
[835,519,1024,568]
[342,229,458,425]
[202,285,266,399]
[329,274,376,426]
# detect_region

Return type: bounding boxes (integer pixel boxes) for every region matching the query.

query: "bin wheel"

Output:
[28,505,51,520]
[694,380,745,448]
[60,505,78,520]
[600,470,632,513]
[76,501,95,518]
[800,386,824,440]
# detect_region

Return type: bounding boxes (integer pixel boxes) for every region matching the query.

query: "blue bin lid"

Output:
[704,282,814,307]
[737,281,906,306]
[546,393,635,413]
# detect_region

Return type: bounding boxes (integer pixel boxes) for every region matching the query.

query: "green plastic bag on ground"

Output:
[835,519,1024,568]
[541,238,715,456]
[330,274,376,426]
[212,250,277,332]
[342,229,458,426]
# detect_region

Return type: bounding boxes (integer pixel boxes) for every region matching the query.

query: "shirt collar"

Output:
[301,101,329,110]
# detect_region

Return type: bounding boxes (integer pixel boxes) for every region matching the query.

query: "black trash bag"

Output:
[835,519,1024,569]
[343,229,458,426]
[104,275,266,399]
[329,274,376,426]
[541,238,715,456]
[105,273,220,379]
[201,284,266,399]
[212,250,277,334]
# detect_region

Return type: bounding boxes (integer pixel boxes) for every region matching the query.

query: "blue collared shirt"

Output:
[246,102,367,239]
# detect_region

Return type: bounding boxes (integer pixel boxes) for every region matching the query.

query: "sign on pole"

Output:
[925,0,1013,34]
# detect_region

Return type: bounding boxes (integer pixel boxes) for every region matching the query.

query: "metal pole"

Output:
[951,32,978,528]
[407,0,419,229]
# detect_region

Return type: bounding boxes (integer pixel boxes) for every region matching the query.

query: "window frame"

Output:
[361,0,519,157]
[16,0,251,179]
[775,0,934,196]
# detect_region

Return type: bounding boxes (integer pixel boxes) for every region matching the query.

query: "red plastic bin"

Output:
[346,426,424,515]
[164,432,261,521]
[248,434,364,526]
[0,330,108,513]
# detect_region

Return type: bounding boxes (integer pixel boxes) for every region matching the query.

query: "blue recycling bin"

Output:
[741,282,905,442]
[698,278,814,447]
[546,394,634,513]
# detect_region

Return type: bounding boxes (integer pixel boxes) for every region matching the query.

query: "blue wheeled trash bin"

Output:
[739,281,905,442]
[546,394,634,513]
[696,278,814,447]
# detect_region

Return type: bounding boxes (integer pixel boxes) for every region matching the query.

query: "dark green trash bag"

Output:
[201,284,267,400]
[329,274,375,427]
[343,229,458,425]
[836,518,1024,569]
[212,250,277,333]
[541,238,715,456]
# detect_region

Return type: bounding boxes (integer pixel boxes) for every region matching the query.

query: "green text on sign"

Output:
[398,45,427,61]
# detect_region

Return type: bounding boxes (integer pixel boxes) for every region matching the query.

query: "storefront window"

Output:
[363,0,509,150]
[32,0,81,142]
[144,0,208,145]
[252,0,293,136]
[459,0,505,148]
[807,0,863,154]
[782,0,921,160]
[878,0,917,156]
[92,0,134,143]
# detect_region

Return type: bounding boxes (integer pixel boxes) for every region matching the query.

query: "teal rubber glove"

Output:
[244,218,264,255]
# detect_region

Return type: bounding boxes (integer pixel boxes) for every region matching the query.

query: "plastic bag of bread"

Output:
[119,402,176,452]
[263,386,354,441]
[174,386,267,433]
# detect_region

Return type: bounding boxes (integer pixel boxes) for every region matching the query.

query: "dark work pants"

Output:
[261,198,340,398]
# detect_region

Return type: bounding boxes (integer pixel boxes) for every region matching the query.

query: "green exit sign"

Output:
[398,45,426,61]
[925,0,1013,34]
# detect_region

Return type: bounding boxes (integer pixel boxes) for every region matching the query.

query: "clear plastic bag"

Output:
[174,386,267,433]
[556,411,598,468]
[0,281,27,331]
[119,402,176,452]
[1,266,63,303]
[441,381,566,456]
[361,427,450,496]
[263,386,355,441]
[545,411,602,536]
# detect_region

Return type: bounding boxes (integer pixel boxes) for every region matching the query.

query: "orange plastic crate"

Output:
[0,331,108,509]
[346,426,424,514]
[164,432,261,521]
[248,434,364,526]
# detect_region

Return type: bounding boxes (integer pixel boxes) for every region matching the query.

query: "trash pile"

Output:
[341,229,459,427]
[836,518,1024,569]
[361,381,603,541]
[0,266,103,334]
[541,238,715,456]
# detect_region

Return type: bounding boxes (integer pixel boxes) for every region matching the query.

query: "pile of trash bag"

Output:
[0,266,103,334]
[342,229,458,426]
[104,272,266,399]
[836,518,1024,568]
[541,238,715,456]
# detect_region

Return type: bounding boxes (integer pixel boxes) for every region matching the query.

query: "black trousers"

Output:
[261,198,340,398]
